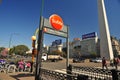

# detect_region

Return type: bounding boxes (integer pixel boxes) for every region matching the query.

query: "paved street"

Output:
[42,59,102,70]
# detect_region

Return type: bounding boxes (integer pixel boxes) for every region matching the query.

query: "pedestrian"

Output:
[110,59,114,67]
[113,57,119,69]
[102,57,108,69]
[18,59,24,72]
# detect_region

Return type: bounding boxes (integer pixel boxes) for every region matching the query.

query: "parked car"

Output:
[73,58,85,63]
[95,58,102,63]
[91,58,102,63]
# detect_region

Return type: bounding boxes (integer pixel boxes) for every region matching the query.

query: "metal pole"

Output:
[8,34,12,49]
[8,33,19,53]
[35,17,44,80]
[66,26,70,80]
[35,0,44,79]
[66,26,69,68]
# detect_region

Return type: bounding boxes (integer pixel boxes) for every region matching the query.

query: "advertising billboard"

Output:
[82,32,97,40]
[52,39,62,46]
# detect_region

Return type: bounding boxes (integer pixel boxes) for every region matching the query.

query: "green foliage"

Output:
[9,45,29,55]
[0,47,5,53]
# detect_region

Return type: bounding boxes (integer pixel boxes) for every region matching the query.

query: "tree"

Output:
[9,45,29,55]
[0,47,5,53]
[0,47,8,58]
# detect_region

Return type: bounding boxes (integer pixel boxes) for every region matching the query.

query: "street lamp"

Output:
[8,33,19,54]
[31,36,36,47]
[31,35,37,72]
[31,35,37,61]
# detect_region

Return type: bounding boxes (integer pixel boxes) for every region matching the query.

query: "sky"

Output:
[0,0,120,49]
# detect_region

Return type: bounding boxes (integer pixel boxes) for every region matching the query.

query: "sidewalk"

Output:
[0,72,34,80]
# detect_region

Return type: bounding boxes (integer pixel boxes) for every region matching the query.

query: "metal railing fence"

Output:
[39,65,120,80]
[72,65,112,80]
[41,68,77,80]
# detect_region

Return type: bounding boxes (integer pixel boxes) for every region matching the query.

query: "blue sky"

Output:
[0,0,120,49]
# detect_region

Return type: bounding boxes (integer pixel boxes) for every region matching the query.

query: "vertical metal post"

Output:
[35,16,44,80]
[8,34,13,49]
[66,26,70,80]
[36,2,44,79]
[8,33,19,54]
[66,26,69,68]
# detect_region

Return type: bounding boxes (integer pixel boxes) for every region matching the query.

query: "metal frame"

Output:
[35,16,69,80]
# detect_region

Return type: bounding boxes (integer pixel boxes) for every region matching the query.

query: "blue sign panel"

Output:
[82,32,97,40]
[52,39,62,46]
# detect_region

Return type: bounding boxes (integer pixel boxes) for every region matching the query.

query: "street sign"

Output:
[49,14,63,31]
[44,18,67,33]
[42,14,68,38]
[43,28,67,38]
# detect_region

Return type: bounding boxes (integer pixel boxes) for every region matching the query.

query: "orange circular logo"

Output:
[49,14,63,30]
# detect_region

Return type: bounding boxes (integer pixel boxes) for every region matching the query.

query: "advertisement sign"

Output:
[82,32,97,40]
[49,14,63,31]
[43,15,68,38]
[52,39,62,46]
[43,28,67,38]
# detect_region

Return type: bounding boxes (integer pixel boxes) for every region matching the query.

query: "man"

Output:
[102,57,108,69]
[113,57,119,69]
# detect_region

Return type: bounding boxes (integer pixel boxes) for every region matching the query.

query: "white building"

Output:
[49,45,63,53]
[80,36,99,56]
[63,32,99,58]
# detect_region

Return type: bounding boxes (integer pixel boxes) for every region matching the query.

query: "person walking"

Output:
[110,59,114,67]
[113,57,119,70]
[102,57,108,69]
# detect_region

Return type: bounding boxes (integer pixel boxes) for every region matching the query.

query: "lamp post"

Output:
[31,35,36,72]
[8,33,19,55]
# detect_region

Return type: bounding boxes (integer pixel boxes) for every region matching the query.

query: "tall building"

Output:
[63,33,99,58]
[80,36,99,56]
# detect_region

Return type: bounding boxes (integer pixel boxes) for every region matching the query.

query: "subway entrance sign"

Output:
[40,14,68,38]
[35,14,69,80]
[49,14,63,31]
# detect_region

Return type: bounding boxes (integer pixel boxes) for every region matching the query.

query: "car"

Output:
[73,58,85,63]
[90,58,102,63]
[94,58,102,63]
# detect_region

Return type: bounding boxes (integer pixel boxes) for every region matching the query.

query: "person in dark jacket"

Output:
[113,57,119,69]
[102,57,108,69]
